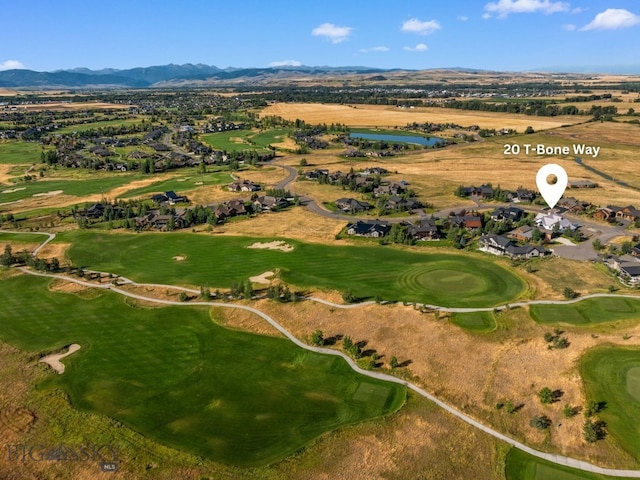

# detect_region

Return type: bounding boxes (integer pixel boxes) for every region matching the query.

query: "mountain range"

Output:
[0,63,391,88]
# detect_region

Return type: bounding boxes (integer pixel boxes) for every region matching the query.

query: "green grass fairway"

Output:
[62,231,527,307]
[120,171,233,198]
[0,275,405,466]
[201,128,290,152]
[0,232,50,244]
[530,298,640,326]
[581,347,640,461]
[451,311,496,332]
[0,141,42,165]
[55,118,143,134]
[505,447,617,480]
[0,176,140,202]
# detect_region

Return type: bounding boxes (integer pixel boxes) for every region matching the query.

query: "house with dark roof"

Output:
[479,234,548,260]
[508,225,535,242]
[346,220,390,238]
[407,219,442,241]
[335,198,373,213]
[616,205,640,222]
[253,196,290,211]
[594,207,615,222]
[228,180,261,192]
[490,206,523,222]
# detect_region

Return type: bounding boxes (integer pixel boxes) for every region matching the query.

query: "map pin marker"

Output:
[536,164,568,209]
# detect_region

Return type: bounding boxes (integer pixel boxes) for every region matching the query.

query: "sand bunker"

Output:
[173,255,187,261]
[39,344,81,374]
[1,187,26,194]
[32,190,63,197]
[249,271,275,284]
[247,241,293,252]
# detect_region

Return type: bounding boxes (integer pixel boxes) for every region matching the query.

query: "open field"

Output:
[261,103,588,131]
[61,231,527,307]
[15,102,131,112]
[0,274,405,467]
[505,447,617,480]
[581,346,640,462]
[0,232,51,254]
[530,298,640,326]
[0,140,43,165]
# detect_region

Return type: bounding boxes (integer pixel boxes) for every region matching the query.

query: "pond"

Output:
[349,132,444,147]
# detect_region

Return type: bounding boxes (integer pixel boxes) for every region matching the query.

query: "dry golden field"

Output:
[8,102,131,111]
[241,296,640,468]
[261,103,587,131]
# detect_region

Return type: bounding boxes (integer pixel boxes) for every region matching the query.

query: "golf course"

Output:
[0,274,405,466]
[581,347,640,462]
[61,230,528,307]
[530,298,640,326]
[505,447,619,480]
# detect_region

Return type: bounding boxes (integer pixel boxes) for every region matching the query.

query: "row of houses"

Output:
[594,205,640,223]
[459,184,537,203]
[334,195,423,214]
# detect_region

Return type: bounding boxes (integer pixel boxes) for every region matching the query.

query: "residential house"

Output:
[568,180,597,189]
[374,182,406,197]
[606,256,640,285]
[362,167,389,175]
[508,225,535,242]
[346,220,390,238]
[594,207,615,222]
[513,188,536,203]
[407,219,442,241]
[253,196,290,211]
[558,197,589,213]
[534,213,577,233]
[151,191,188,205]
[616,205,640,222]
[228,180,261,192]
[479,234,548,260]
[385,195,422,212]
[490,206,523,222]
[335,197,373,213]
[450,215,483,231]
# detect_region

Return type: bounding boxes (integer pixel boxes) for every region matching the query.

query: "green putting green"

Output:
[0,274,405,466]
[60,231,528,307]
[581,346,640,461]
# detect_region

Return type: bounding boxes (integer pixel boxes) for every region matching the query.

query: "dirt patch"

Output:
[37,242,70,260]
[108,174,176,199]
[249,271,275,284]
[247,240,293,252]
[173,255,187,261]
[32,190,63,197]
[39,344,81,374]
[48,278,92,295]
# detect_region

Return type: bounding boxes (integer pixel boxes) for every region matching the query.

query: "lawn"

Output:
[451,311,496,332]
[0,274,405,466]
[61,231,527,307]
[0,175,140,202]
[55,118,143,134]
[200,128,290,152]
[581,346,640,461]
[119,171,233,198]
[505,447,618,480]
[0,141,43,165]
[0,232,51,244]
[530,298,640,326]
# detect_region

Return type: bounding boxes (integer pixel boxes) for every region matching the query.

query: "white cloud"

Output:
[0,60,26,71]
[482,13,492,19]
[563,23,576,31]
[403,43,428,52]
[269,60,302,67]
[311,23,352,44]
[401,18,441,35]
[484,0,570,18]
[571,7,584,14]
[457,16,469,21]
[580,8,640,31]
[360,46,389,53]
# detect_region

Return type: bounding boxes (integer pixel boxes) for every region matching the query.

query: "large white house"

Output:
[534,213,577,232]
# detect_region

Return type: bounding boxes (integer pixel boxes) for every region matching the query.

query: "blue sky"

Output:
[2,0,640,72]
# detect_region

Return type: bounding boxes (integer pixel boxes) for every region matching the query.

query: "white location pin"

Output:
[536,164,568,209]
